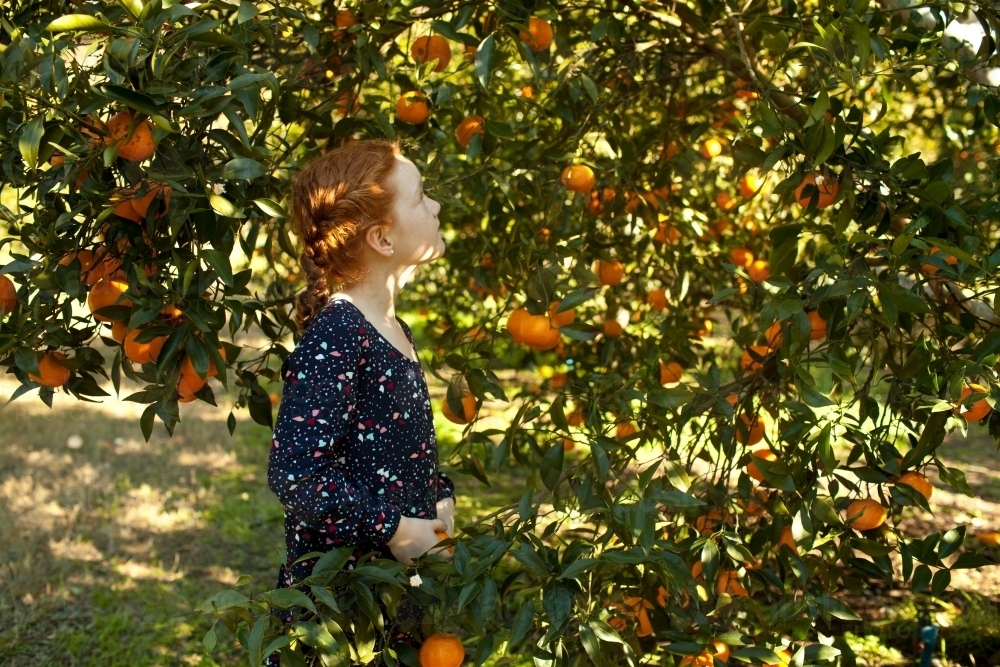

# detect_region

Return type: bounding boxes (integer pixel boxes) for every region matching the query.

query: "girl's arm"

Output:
[268,310,401,552]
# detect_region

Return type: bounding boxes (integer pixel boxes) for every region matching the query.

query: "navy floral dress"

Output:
[266,296,454,652]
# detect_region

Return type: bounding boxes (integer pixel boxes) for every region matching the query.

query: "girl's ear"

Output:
[365,223,393,256]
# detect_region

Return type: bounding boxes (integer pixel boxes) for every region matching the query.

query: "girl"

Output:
[266,138,455,658]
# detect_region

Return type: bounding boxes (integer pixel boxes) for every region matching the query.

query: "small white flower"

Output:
[212,183,226,195]
[409,574,423,587]
[814,174,826,186]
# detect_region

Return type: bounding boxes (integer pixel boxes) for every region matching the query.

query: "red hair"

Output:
[291,138,403,334]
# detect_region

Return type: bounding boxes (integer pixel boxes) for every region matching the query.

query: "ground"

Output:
[1,348,999,666]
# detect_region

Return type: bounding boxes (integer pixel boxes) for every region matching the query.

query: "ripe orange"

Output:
[177,361,208,402]
[455,116,485,148]
[88,277,133,322]
[700,138,723,159]
[28,350,71,387]
[123,328,168,365]
[561,165,595,193]
[419,632,465,667]
[441,390,478,424]
[518,17,554,51]
[548,302,575,327]
[740,345,772,373]
[131,182,171,219]
[535,227,551,243]
[520,314,562,350]
[615,421,637,439]
[921,246,959,274]
[519,84,535,99]
[764,321,785,346]
[711,639,731,664]
[679,652,714,667]
[410,35,452,72]
[747,259,770,283]
[562,437,575,451]
[746,446,776,481]
[896,471,933,501]
[739,171,763,198]
[776,526,798,554]
[737,415,766,448]
[647,289,668,311]
[807,311,827,341]
[335,10,357,28]
[735,79,758,99]
[844,499,887,531]
[505,308,529,343]
[715,192,737,211]
[975,532,1000,547]
[715,569,748,596]
[0,275,16,316]
[794,171,840,209]
[180,346,224,380]
[956,383,992,422]
[434,529,454,555]
[396,92,430,124]
[586,190,604,215]
[603,319,624,337]
[730,247,754,268]
[58,249,97,284]
[107,111,156,162]
[659,361,683,385]
[110,321,128,343]
[654,222,680,244]
[593,259,624,286]
[695,509,724,536]
[662,141,679,160]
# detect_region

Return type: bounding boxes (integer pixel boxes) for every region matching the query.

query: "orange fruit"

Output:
[419,632,465,667]
[180,346,224,380]
[794,170,840,209]
[177,362,208,402]
[455,116,485,148]
[107,111,156,162]
[87,277,133,322]
[956,383,992,422]
[764,321,785,346]
[58,249,97,282]
[896,471,933,501]
[974,532,1000,547]
[844,499,887,531]
[807,311,827,341]
[737,415,766,448]
[715,569,748,596]
[562,437,575,451]
[434,529,454,555]
[441,390,478,424]
[616,421,637,439]
[655,585,669,608]
[765,649,792,667]
[28,350,71,387]
[776,526,798,554]
[561,165,595,193]
[0,275,16,316]
[680,652,714,667]
[746,446,776,481]
[586,190,605,215]
[659,361,683,385]
[695,509,724,536]
[662,141,679,160]
[654,222,680,244]
[921,246,959,274]
[730,247,754,268]
[520,314,561,350]
[715,192,737,211]
[740,345,772,373]
[518,17,553,51]
[396,92,430,123]
[739,171,763,198]
[410,35,452,72]
[535,227,551,243]
[109,320,128,343]
[747,260,770,283]
[548,302,576,327]
[123,327,168,365]
[735,79,758,99]
[335,10,357,28]
[691,560,704,579]
[593,259,624,286]
[711,639,731,664]
[131,182,171,219]
[505,308,529,343]
[603,319,624,337]
[333,89,361,116]
[700,138,723,159]
[647,289,668,311]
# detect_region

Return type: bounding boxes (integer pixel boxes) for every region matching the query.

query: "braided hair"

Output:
[290,138,402,334]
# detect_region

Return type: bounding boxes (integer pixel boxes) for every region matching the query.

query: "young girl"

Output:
[266,138,455,656]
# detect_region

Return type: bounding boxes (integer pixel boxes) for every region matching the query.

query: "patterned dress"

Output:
[266,296,454,658]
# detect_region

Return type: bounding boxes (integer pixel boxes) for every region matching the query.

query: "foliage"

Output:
[2,0,1000,666]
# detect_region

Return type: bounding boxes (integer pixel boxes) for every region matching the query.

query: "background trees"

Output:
[2,0,1000,666]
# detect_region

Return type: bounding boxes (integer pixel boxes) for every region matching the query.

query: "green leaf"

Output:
[509,600,534,648]
[951,552,993,569]
[202,249,234,287]
[46,14,113,32]
[223,158,267,180]
[99,84,161,118]
[474,34,495,90]
[254,198,287,218]
[119,0,143,20]
[18,115,45,171]
[656,490,705,508]
[814,595,861,621]
[558,558,599,580]
[579,621,602,667]
[196,589,249,613]
[209,194,242,218]
[647,386,694,409]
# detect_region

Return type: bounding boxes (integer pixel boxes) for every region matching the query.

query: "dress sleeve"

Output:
[436,471,456,501]
[268,308,402,552]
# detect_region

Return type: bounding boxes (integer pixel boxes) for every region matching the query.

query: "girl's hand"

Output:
[436,496,455,537]
[387,516,451,565]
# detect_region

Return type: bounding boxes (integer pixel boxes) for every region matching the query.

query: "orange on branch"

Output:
[455,115,485,148]
[921,246,959,274]
[28,350,71,387]
[747,260,770,283]
[521,314,561,350]
[107,111,156,162]
[738,415,767,448]
[110,320,128,343]
[716,192,738,212]
[603,319,624,337]
[177,360,208,402]
[715,569,748,596]
[844,499,887,531]
[700,138,723,159]
[615,421,637,440]
[396,92,430,124]
[0,275,17,316]
[519,17,553,51]
[548,302,575,327]
[410,35,452,72]
[87,277,133,322]
[764,321,785,346]
[434,529,453,555]
[739,171,763,197]
[795,170,840,209]
[519,84,535,99]
[567,407,585,427]
[335,10,357,28]
[562,437,575,451]
[505,308,529,343]
[776,526,799,554]
[695,509,725,536]
[655,222,680,244]
[896,471,933,501]
[956,383,992,422]
[711,640,731,664]
[593,259,624,286]
[659,361,684,385]
[419,632,465,667]
[647,289,668,311]
[730,247,754,268]
[680,653,714,667]
[740,345,772,373]
[561,165,595,193]
[334,89,361,116]
[441,390,478,424]
[807,311,827,341]
[123,328,168,365]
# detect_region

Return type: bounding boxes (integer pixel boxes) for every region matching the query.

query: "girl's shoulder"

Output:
[299,298,368,347]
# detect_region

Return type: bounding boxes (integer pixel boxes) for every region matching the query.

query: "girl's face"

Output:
[386,155,445,265]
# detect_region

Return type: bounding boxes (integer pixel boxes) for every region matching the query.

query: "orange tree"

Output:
[2,1,1000,666]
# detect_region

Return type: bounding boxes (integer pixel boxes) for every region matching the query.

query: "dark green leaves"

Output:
[475,35,496,90]
[46,14,113,32]
[18,116,45,170]
[223,158,268,180]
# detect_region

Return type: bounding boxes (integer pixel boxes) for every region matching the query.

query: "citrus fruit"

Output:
[647,289,668,311]
[0,275,16,316]
[740,345,772,373]
[604,319,624,337]
[747,260,770,283]
[410,35,452,72]
[746,446,776,481]
[794,170,840,209]
[700,138,723,159]
[730,247,754,268]
[712,639,731,664]
[921,246,959,274]
[123,327,168,365]
[419,632,465,667]
[680,652,714,667]
[397,92,430,124]
[776,526,798,554]
[28,350,71,387]
[739,171,763,198]
[956,383,991,422]
[659,361,683,385]
[616,421,637,439]
[110,321,128,343]
[548,301,575,327]
[455,116,485,148]
[593,259,624,286]
[844,498,887,531]
[335,10,357,28]
[715,192,737,211]
[518,17,553,51]
[715,569,748,596]
[520,314,561,350]
[333,89,361,116]
[107,111,156,162]
[87,277,133,322]
[505,308,529,343]
[441,390,477,424]
[434,529,453,555]
[896,471,933,501]
[807,311,827,341]
[737,414,766,447]
[561,165,595,193]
